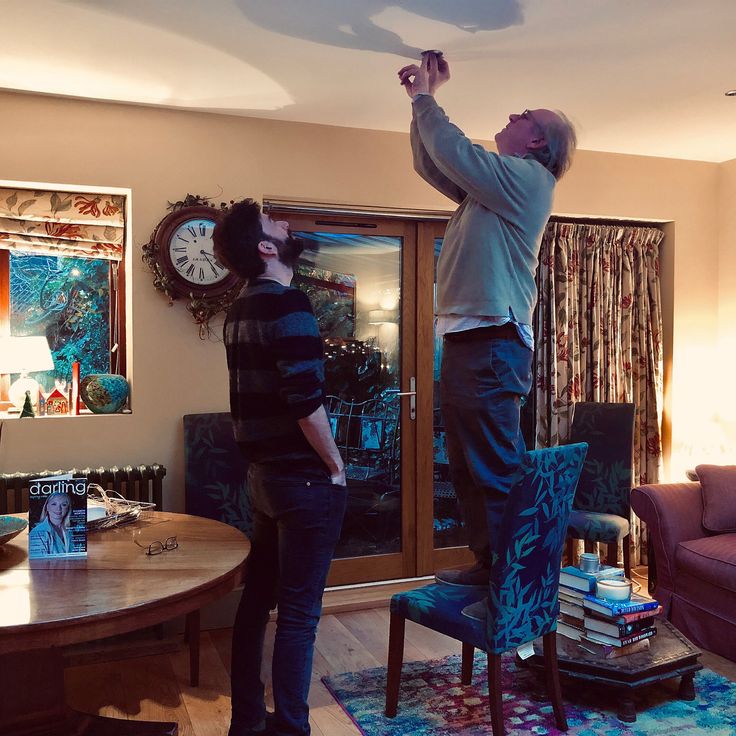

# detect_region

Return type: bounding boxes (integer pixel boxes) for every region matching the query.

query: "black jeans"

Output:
[229,465,347,736]
[440,327,533,564]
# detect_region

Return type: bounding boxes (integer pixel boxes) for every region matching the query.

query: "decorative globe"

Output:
[80,374,129,414]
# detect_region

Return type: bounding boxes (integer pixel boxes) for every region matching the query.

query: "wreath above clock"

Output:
[142,194,243,336]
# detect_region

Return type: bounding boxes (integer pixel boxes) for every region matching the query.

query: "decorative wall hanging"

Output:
[142,194,243,337]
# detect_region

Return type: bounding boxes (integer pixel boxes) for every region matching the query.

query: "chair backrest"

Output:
[183,412,252,536]
[569,402,636,516]
[486,443,588,653]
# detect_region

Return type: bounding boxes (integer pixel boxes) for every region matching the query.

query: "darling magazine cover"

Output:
[28,475,87,559]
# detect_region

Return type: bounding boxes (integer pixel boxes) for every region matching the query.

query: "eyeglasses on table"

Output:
[134,536,178,556]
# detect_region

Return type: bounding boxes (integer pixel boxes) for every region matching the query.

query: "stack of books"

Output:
[580,593,662,658]
[556,564,625,643]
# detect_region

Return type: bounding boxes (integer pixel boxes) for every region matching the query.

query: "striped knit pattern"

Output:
[224,279,326,469]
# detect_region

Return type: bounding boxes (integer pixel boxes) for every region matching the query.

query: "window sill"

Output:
[0,409,132,420]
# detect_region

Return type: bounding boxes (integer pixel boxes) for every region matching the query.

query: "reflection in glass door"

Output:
[294,231,403,560]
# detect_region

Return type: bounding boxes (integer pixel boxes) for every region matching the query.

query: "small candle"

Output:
[579,552,600,573]
[596,579,632,602]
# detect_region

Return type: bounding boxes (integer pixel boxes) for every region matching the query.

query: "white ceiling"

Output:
[4,0,736,162]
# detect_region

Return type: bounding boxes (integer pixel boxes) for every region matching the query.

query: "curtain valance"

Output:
[0,187,125,261]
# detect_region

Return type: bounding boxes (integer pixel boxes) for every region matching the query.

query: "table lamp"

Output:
[0,336,55,410]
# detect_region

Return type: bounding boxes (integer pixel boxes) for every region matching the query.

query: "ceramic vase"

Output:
[79,374,129,414]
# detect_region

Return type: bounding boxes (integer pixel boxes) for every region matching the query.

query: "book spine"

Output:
[584,596,660,616]
[620,606,662,623]
[612,602,658,615]
[603,618,654,636]
[618,628,656,646]
[605,638,650,659]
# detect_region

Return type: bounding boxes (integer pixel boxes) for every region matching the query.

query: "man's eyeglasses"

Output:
[520,109,543,132]
[134,536,178,556]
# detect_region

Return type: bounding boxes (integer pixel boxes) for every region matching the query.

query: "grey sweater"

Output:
[411,95,555,324]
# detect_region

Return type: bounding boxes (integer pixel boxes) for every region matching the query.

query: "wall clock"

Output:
[143,195,243,336]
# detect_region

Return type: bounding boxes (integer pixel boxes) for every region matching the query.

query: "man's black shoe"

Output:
[435,561,489,588]
[461,598,488,621]
[228,712,274,736]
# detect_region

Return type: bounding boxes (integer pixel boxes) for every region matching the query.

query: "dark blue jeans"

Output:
[229,465,347,736]
[440,327,533,563]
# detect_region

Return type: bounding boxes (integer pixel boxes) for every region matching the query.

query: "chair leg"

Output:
[565,537,575,568]
[461,642,474,685]
[385,612,405,718]
[623,534,631,579]
[606,542,619,569]
[543,631,568,731]
[487,652,504,736]
[185,609,200,687]
[606,537,629,577]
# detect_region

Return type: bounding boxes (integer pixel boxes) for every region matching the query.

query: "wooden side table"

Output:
[522,618,702,722]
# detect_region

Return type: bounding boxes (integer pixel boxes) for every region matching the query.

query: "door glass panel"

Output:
[431,237,466,549]
[294,231,402,559]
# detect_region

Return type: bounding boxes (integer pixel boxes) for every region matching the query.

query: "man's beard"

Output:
[271,234,305,269]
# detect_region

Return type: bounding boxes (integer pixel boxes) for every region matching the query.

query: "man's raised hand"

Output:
[430,53,451,92]
[398,53,450,98]
[398,62,423,97]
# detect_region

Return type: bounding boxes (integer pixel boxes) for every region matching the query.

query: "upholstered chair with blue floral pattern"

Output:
[183,412,252,536]
[565,402,636,578]
[385,443,588,736]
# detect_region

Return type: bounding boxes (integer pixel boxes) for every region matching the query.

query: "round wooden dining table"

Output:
[0,511,249,736]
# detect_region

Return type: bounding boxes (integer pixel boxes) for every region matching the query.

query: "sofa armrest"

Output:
[631,482,704,599]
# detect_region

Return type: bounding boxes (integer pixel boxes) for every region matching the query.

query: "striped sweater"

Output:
[223,278,326,470]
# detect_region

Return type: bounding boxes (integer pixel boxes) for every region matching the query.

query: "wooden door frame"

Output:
[272,210,418,586]
[415,221,474,576]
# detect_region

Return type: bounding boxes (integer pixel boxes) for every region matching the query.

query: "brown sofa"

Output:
[631,481,736,661]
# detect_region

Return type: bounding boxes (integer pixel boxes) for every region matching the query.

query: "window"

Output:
[0,184,127,412]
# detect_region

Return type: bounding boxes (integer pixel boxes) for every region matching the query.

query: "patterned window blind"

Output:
[0,187,125,261]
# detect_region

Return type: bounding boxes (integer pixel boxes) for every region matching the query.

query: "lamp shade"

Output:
[368,309,399,325]
[0,336,55,375]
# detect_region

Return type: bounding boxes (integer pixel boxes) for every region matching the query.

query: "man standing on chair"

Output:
[214,199,347,736]
[398,53,577,601]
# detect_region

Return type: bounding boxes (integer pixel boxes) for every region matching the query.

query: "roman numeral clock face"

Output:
[143,202,243,329]
[169,218,226,286]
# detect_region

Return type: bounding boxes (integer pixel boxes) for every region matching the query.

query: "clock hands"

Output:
[200,250,223,278]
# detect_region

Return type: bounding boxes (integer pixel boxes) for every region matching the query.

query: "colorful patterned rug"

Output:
[322,651,736,735]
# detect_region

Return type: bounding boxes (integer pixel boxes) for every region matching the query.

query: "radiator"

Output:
[0,464,166,514]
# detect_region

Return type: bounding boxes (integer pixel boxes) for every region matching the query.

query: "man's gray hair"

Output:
[531,111,577,180]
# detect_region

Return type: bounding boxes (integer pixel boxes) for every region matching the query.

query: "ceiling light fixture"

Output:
[726,90,736,96]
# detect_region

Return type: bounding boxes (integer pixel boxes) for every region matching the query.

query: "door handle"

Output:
[387,377,416,420]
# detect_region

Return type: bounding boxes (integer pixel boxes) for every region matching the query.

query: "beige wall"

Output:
[0,90,724,500]
[716,158,736,457]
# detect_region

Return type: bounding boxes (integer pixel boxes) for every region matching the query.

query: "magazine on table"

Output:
[28,474,88,559]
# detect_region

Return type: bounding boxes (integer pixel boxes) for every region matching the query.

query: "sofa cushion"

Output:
[696,464,736,533]
[676,533,736,594]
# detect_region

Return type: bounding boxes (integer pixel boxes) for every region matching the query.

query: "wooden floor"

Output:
[65,579,736,736]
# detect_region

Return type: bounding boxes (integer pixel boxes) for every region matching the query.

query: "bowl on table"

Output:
[0,516,28,546]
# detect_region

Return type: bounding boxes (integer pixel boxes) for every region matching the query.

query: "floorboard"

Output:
[63,572,736,736]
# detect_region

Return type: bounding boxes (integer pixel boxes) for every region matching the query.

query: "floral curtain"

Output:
[0,187,124,261]
[534,220,664,565]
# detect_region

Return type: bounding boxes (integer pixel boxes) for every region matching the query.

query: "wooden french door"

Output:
[271,208,471,585]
